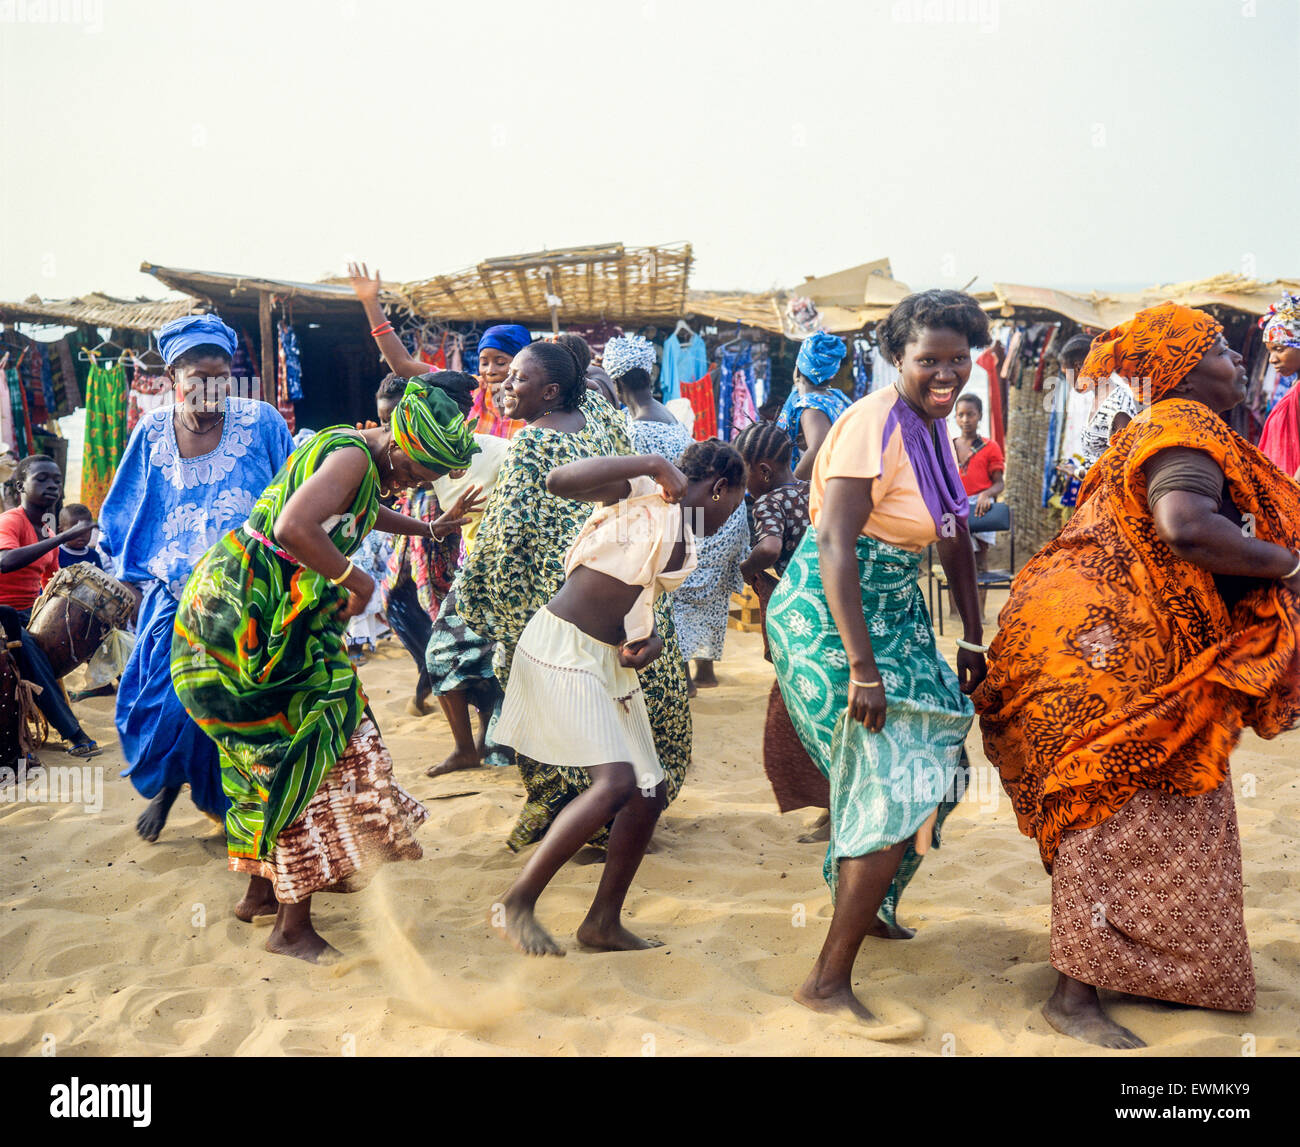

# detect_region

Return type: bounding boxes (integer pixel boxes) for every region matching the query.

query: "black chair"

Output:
[926,505,1015,635]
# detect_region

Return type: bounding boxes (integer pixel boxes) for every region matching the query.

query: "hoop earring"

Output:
[711,493,721,502]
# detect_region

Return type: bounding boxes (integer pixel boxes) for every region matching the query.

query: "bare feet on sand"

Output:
[265,923,341,965]
[1042,976,1146,1049]
[234,878,278,923]
[798,810,830,843]
[866,917,916,940]
[136,786,180,842]
[497,899,565,957]
[576,918,664,951]
[794,979,879,1024]
[427,749,483,778]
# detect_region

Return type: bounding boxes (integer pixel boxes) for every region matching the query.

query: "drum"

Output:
[27,565,138,680]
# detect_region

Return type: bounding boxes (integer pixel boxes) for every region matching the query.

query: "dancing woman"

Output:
[171,377,481,963]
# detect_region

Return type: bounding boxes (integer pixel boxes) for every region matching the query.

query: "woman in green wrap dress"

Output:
[766,290,989,1027]
[171,376,482,964]
[454,339,693,852]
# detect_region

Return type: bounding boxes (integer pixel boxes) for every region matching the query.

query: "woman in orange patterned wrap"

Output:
[976,301,1300,1049]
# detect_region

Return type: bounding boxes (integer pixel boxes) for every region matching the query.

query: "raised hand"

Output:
[346,261,382,306]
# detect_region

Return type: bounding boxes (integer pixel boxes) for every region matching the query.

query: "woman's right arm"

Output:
[273,447,376,616]
[0,526,88,574]
[346,261,432,380]
[816,476,885,731]
[546,454,687,504]
[1152,489,1300,591]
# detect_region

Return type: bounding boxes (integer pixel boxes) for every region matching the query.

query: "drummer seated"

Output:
[57,505,104,571]
[0,456,102,759]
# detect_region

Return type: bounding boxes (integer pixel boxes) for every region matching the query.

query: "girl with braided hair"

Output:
[670,436,751,693]
[733,422,831,834]
[455,341,697,854]
[491,441,744,956]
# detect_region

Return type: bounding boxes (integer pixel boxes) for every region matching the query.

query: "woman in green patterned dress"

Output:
[171,377,482,964]
[455,340,693,852]
[766,290,989,1026]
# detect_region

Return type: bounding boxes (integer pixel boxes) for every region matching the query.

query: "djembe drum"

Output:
[27,565,137,680]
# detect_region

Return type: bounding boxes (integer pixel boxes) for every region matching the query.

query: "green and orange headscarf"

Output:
[391,378,480,471]
[1081,301,1222,404]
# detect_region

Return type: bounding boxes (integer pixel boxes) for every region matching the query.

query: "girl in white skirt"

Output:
[493,441,747,956]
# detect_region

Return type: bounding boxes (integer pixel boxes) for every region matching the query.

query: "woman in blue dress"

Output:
[777,331,853,480]
[100,314,294,843]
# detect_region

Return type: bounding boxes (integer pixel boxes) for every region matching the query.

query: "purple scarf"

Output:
[883,387,969,535]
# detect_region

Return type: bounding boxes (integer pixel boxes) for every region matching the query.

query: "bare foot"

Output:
[136,787,180,843]
[798,810,830,843]
[866,917,916,940]
[794,979,878,1024]
[405,695,430,717]
[497,900,565,957]
[265,924,341,965]
[693,677,719,690]
[576,919,664,951]
[427,749,483,778]
[234,879,278,923]
[1042,979,1146,1049]
[687,678,698,699]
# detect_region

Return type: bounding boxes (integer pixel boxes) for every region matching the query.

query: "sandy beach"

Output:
[1,596,1296,1058]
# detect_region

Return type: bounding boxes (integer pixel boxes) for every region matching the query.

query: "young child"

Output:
[736,422,810,640]
[492,440,746,957]
[57,504,104,570]
[733,421,830,839]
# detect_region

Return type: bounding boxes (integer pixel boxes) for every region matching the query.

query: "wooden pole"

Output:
[544,269,560,336]
[258,291,275,404]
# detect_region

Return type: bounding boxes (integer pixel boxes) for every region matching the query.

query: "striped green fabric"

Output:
[171,427,379,859]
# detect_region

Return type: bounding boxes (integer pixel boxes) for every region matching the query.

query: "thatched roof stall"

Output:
[0,292,196,333]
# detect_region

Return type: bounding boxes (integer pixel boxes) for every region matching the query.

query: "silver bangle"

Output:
[954,638,988,653]
[1285,550,1300,580]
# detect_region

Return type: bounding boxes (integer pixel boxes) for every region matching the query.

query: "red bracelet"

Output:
[371,321,394,337]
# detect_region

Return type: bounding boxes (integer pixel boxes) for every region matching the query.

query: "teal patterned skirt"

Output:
[766,529,973,925]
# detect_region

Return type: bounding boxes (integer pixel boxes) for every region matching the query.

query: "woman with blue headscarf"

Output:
[778,331,853,480]
[100,313,295,843]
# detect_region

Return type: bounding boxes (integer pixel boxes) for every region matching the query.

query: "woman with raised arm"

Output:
[766,290,989,1028]
[171,376,482,964]
[977,302,1300,1049]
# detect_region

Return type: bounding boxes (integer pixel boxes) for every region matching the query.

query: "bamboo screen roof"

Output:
[0,291,197,332]
[396,242,692,324]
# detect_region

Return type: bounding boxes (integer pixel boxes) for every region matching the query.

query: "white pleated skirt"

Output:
[495,607,664,789]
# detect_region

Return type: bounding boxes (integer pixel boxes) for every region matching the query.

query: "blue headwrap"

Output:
[156,313,239,366]
[796,331,847,384]
[478,324,532,357]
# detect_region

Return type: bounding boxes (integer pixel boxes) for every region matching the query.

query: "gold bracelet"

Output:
[849,678,883,689]
[329,561,354,586]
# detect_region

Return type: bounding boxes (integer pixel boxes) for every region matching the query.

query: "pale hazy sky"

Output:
[2,0,1297,306]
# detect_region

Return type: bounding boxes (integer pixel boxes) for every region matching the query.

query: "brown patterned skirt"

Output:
[762,681,830,813]
[1049,777,1255,1012]
[230,716,428,904]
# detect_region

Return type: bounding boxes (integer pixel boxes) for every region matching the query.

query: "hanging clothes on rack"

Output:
[660,329,708,403]
[5,364,27,456]
[274,323,297,434]
[127,362,171,433]
[679,374,717,440]
[81,359,129,515]
[717,342,757,442]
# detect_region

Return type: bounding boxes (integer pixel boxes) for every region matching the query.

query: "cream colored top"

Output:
[431,433,510,553]
[564,475,698,642]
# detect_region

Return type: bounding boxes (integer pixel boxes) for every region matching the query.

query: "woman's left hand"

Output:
[653,459,690,503]
[431,484,485,538]
[955,647,987,694]
[974,493,993,517]
[619,632,664,670]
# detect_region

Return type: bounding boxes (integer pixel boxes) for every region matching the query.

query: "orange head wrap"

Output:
[1080,301,1222,404]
